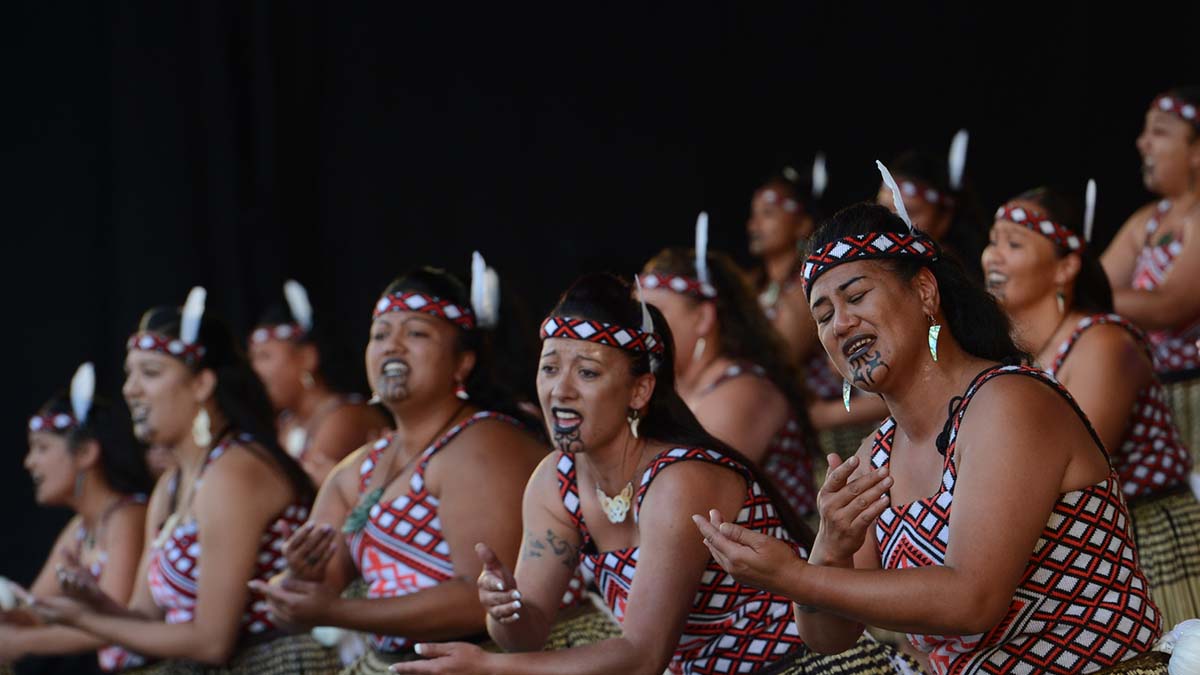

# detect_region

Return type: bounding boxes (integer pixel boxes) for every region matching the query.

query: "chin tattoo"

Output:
[553,426,585,454]
[851,349,888,387]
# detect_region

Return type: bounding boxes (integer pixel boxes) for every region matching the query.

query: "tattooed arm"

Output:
[485,454,584,652]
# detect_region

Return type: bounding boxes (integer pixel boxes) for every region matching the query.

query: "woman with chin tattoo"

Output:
[252,264,552,675]
[696,168,1170,673]
[28,288,336,673]
[389,273,916,675]
[1102,86,1200,491]
[982,185,1200,629]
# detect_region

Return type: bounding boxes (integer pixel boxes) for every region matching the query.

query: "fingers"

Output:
[707,509,725,527]
[821,464,889,514]
[474,543,516,589]
[286,523,335,566]
[820,454,858,494]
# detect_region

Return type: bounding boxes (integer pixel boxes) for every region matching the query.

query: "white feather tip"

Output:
[283,280,313,333]
[70,362,96,425]
[1084,179,1097,244]
[694,212,710,285]
[948,129,969,191]
[471,251,501,329]
[812,152,828,198]
[634,275,654,334]
[180,286,207,346]
[876,160,914,232]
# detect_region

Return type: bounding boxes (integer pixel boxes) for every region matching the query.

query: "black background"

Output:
[4,1,1196,582]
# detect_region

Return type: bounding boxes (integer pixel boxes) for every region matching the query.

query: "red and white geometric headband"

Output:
[127,287,208,366]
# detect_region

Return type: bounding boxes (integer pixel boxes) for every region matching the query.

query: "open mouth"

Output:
[551,407,583,434]
[985,270,1008,292]
[381,359,409,378]
[129,402,150,425]
[842,334,876,362]
[29,473,44,488]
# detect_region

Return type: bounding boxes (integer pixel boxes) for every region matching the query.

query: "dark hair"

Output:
[758,163,824,224]
[1011,187,1114,314]
[547,273,813,547]
[808,203,1026,365]
[136,306,315,502]
[35,394,154,497]
[254,287,365,394]
[888,149,987,281]
[379,267,542,433]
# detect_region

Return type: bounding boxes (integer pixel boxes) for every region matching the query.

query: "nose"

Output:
[981,239,1001,267]
[23,447,35,471]
[550,370,579,404]
[832,304,859,341]
[1136,129,1150,157]
[122,370,140,400]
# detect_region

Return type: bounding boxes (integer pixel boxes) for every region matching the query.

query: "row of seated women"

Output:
[3,86,1199,675]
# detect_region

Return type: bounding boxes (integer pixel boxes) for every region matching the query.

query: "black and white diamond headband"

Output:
[802,162,941,298]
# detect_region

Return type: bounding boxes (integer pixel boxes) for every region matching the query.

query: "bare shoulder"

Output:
[958,372,1077,448]
[438,416,546,464]
[101,501,147,548]
[641,453,747,508]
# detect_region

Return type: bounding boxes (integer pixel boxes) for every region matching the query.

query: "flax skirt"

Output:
[124,633,340,674]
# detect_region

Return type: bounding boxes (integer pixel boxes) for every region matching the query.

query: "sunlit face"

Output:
[536,338,646,455]
[747,185,811,257]
[366,311,466,409]
[249,337,308,412]
[808,260,930,393]
[123,350,202,446]
[981,215,1061,311]
[1136,109,1200,195]
[638,287,705,376]
[24,431,78,506]
[876,183,953,241]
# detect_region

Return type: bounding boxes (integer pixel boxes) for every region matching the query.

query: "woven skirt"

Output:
[124,633,340,674]
[1129,485,1200,629]
[762,633,927,675]
[1092,650,1170,674]
[1164,377,1200,474]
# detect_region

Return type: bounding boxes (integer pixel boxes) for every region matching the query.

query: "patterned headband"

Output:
[1152,94,1199,128]
[540,316,665,356]
[898,178,955,208]
[249,323,307,345]
[372,292,477,330]
[641,272,717,300]
[802,232,940,298]
[994,203,1083,252]
[28,413,77,433]
[126,332,207,366]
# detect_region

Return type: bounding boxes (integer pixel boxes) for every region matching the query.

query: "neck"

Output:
[675,337,726,401]
[388,394,469,453]
[581,431,646,494]
[880,340,990,445]
[763,248,799,284]
[73,473,122,529]
[291,384,335,422]
[1009,295,1072,361]
[1164,185,1198,211]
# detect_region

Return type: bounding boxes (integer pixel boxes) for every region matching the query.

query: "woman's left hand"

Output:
[691,509,805,597]
[247,577,336,629]
[389,642,493,674]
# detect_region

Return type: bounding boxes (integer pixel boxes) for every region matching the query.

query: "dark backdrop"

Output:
[4,1,1196,581]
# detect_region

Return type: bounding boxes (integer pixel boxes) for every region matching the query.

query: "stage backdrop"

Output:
[5,1,1197,582]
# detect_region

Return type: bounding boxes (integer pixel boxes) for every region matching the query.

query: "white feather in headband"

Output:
[876,160,914,232]
[948,129,969,191]
[1084,179,1097,244]
[180,287,207,346]
[694,212,710,287]
[812,152,828,198]
[471,251,501,330]
[70,362,96,425]
[283,280,314,333]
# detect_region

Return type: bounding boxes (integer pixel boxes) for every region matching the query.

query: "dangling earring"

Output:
[691,337,707,364]
[1055,289,1066,315]
[927,315,942,363]
[627,409,641,439]
[367,391,381,405]
[842,380,852,413]
[192,408,212,448]
[454,379,470,401]
[300,371,316,389]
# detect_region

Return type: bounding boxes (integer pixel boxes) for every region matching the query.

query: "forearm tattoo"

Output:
[522,528,580,570]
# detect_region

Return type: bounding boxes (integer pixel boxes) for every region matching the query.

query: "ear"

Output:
[72,438,102,471]
[694,301,718,338]
[454,350,478,385]
[1053,253,1083,287]
[628,372,655,412]
[912,266,942,319]
[192,368,217,405]
[296,343,320,375]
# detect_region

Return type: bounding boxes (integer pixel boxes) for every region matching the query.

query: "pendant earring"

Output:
[842,380,852,413]
[454,380,470,401]
[627,409,641,439]
[300,371,316,389]
[192,407,212,448]
[368,391,381,405]
[691,337,707,364]
[1055,289,1066,315]
[927,315,942,363]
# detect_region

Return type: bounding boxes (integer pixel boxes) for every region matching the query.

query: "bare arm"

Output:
[302,405,385,487]
[1101,205,1154,289]
[1057,326,1153,454]
[773,290,821,364]
[1110,207,1200,328]
[692,377,789,463]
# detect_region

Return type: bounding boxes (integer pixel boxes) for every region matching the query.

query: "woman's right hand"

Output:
[814,454,892,563]
[283,522,339,582]
[475,543,522,624]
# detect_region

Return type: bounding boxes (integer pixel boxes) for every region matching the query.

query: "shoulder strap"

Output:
[699,362,766,396]
[554,452,586,532]
[1052,314,1154,375]
[632,447,752,519]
